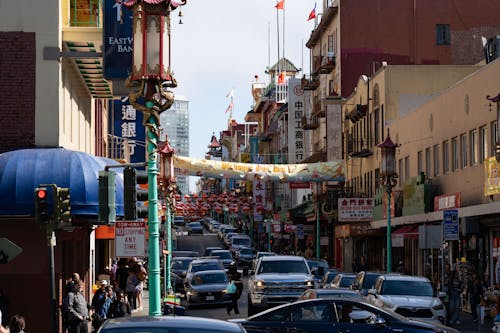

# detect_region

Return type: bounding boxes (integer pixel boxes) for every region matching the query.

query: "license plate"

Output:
[206,295,215,301]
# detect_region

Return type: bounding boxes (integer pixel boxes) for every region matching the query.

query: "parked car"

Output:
[223,232,239,248]
[173,216,186,227]
[319,269,342,288]
[231,298,458,333]
[186,221,203,235]
[184,269,231,308]
[328,273,356,289]
[306,259,329,285]
[172,250,200,258]
[203,246,223,257]
[185,257,225,282]
[350,271,385,296]
[98,315,247,333]
[171,257,194,292]
[298,288,364,301]
[210,249,237,271]
[365,274,447,324]
[252,251,276,271]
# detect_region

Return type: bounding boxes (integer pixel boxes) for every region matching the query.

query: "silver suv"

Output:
[365,274,446,324]
[247,255,315,315]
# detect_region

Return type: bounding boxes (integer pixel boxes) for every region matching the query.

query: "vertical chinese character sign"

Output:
[113,99,146,164]
[253,180,266,223]
[287,78,309,164]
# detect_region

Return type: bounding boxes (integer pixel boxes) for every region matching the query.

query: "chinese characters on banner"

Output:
[327,103,342,161]
[113,99,146,164]
[287,78,310,163]
[253,180,266,222]
[338,198,375,222]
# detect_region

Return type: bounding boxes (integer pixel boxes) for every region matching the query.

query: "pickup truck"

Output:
[247,255,315,315]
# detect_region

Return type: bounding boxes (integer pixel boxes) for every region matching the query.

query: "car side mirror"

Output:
[437,291,447,299]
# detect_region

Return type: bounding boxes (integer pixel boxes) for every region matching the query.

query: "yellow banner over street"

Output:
[173,155,345,182]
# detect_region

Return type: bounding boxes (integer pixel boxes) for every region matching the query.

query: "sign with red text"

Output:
[338,198,374,222]
[115,221,146,258]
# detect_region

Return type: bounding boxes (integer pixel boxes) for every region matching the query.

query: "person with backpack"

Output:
[226,272,242,315]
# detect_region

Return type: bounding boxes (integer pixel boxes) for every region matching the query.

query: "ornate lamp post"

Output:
[378,130,399,273]
[124,0,186,316]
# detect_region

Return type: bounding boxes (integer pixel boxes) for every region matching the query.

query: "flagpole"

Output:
[276,1,280,89]
[282,2,285,65]
[268,21,271,69]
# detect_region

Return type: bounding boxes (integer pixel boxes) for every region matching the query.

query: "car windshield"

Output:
[232,238,250,246]
[325,273,339,284]
[192,272,228,285]
[191,262,221,272]
[239,248,253,255]
[381,280,434,296]
[213,251,232,259]
[101,328,237,333]
[258,260,309,274]
[339,276,355,287]
[189,222,201,228]
[171,259,191,270]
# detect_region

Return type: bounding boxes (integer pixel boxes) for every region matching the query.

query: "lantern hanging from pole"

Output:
[377,130,399,178]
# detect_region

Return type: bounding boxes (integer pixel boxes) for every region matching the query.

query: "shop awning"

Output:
[393,225,419,239]
[0,148,124,217]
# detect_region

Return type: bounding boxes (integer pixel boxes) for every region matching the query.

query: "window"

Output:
[470,129,478,165]
[425,148,431,178]
[436,24,450,45]
[433,145,440,176]
[491,121,498,157]
[451,137,458,171]
[70,0,100,27]
[442,140,449,173]
[398,159,403,186]
[374,109,380,145]
[480,126,487,163]
[460,133,468,168]
[417,151,423,175]
[404,156,410,181]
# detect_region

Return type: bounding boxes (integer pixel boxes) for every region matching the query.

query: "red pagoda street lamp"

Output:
[124,0,186,317]
[377,130,399,273]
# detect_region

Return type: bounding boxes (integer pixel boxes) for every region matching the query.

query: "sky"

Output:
[170,0,318,160]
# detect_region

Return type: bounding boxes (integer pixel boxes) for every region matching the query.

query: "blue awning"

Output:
[0,148,124,217]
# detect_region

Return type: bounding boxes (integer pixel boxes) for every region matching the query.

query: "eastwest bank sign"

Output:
[103,0,133,79]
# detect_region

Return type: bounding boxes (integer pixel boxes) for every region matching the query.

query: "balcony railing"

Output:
[108,134,131,162]
[312,54,336,75]
[347,137,374,158]
[301,74,320,90]
[312,98,325,117]
[301,116,320,130]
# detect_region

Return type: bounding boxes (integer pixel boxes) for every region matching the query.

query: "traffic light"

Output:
[98,170,116,225]
[124,166,148,220]
[34,187,50,224]
[54,187,71,224]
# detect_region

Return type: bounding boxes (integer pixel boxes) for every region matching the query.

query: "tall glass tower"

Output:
[160,95,190,195]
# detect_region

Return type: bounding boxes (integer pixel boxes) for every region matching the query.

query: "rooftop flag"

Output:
[225,99,234,114]
[307,3,316,21]
[275,0,284,10]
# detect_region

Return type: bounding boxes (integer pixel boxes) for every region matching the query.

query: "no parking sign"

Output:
[115,221,146,257]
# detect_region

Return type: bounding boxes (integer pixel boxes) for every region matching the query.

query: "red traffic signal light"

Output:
[36,189,47,199]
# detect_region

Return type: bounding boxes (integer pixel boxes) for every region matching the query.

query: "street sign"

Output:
[443,209,459,241]
[296,224,304,239]
[115,221,146,258]
[0,238,23,264]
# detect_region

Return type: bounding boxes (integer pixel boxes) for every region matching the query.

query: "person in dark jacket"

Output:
[107,291,131,318]
[67,281,91,333]
[468,272,483,323]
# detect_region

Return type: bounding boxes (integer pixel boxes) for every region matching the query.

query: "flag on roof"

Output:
[225,99,234,114]
[307,3,316,21]
[275,0,284,10]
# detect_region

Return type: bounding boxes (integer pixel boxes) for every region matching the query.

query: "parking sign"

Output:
[443,209,459,241]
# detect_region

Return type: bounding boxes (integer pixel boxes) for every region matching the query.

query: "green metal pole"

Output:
[146,107,161,316]
[386,187,392,273]
[316,200,320,260]
[166,207,172,291]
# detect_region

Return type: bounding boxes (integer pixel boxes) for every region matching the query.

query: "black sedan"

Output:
[171,257,194,293]
[184,269,231,308]
[98,315,247,333]
[230,298,458,333]
[187,221,204,235]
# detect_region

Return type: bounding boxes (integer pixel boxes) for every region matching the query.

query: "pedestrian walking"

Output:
[226,274,241,315]
[92,285,114,331]
[8,314,26,333]
[447,270,463,325]
[107,291,131,318]
[115,259,129,292]
[468,272,483,323]
[126,269,140,310]
[67,281,91,333]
